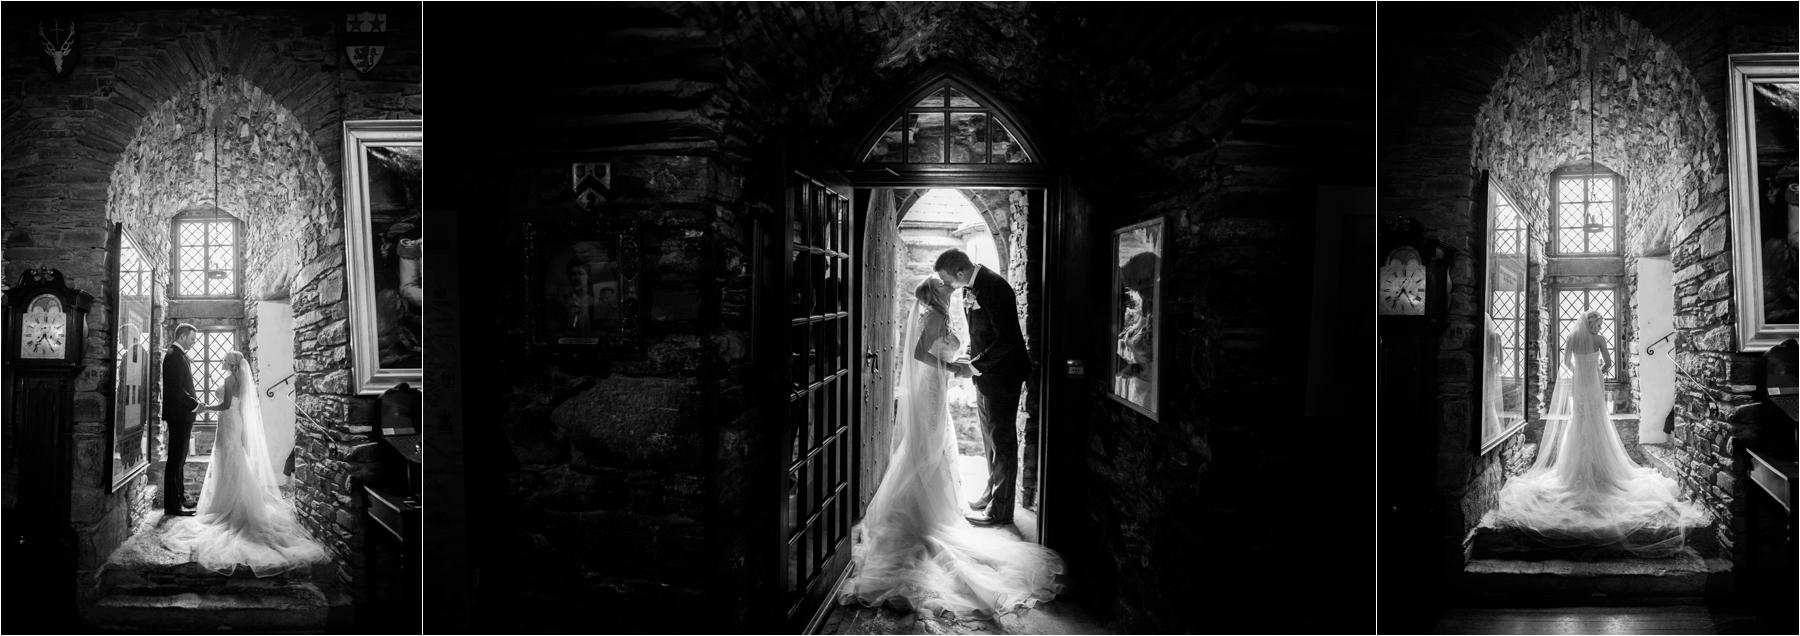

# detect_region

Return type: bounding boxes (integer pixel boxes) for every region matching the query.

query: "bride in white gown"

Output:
[1488,311,1707,556]
[171,350,326,576]
[837,278,1066,618]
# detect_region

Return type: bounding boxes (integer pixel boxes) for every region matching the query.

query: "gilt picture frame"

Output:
[1109,217,1163,420]
[1726,53,1799,351]
[523,221,646,360]
[343,119,424,395]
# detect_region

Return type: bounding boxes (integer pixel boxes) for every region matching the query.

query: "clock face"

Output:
[21,294,68,359]
[1378,247,1428,316]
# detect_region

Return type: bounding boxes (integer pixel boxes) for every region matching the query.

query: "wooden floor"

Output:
[1430,605,1781,635]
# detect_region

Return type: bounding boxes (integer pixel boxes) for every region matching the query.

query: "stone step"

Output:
[98,560,331,597]
[88,583,328,633]
[1468,515,1722,561]
[1461,549,1733,605]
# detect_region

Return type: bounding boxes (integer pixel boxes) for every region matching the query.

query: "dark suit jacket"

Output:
[161,344,199,424]
[964,265,1031,391]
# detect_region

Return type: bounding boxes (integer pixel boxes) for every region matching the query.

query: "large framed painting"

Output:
[107,224,153,491]
[1727,53,1799,351]
[1109,217,1163,420]
[1479,182,1530,454]
[344,119,423,395]
[523,221,646,359]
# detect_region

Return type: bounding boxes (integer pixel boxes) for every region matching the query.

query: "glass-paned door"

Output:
[780,172,857,629]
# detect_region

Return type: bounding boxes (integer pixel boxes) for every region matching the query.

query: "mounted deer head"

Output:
[38,20,76,76]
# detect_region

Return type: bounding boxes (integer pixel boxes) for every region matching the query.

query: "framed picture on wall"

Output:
[107,224,153,491]
[343,119,423,395]
[524,221,646,359]
[1109,217,1163,420]
[1726,53,1799,351]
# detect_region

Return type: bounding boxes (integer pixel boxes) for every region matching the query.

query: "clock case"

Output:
[1378,216,1453,330]
[4,266,93,369]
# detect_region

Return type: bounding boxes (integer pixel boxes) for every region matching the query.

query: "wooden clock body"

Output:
[3,267,91,626]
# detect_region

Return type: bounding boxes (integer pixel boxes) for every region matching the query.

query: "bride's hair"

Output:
[915,279,948,314]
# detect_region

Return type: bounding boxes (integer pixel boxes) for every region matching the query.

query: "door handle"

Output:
[865,350,880,374]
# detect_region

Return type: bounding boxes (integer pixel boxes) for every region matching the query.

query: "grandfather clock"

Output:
[3,266,92,627]
[1375,216,1453,618]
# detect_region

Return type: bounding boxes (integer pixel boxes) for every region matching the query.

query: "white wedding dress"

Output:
[1487,319,1707,556]
[836,297,1065,618]
[170,355,326,576]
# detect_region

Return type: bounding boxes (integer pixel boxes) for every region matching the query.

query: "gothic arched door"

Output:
[770,73,1094,631]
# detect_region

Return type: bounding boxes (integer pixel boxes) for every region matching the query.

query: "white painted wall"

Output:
[1636,257,1674,444]
[254,301,298,482]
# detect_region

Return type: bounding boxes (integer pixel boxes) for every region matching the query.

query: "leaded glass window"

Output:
[862,82,1033,165]
[1556,287,1619,380]
[1493,196,1523,255]
[192,329,236,424]
[120,239,150,297]
[173,214,239,298]
[1493,290,1523,379]
[1553,172,1619,255]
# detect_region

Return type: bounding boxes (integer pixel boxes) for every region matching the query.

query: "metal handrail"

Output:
[1644,331,1676,356]
[1645,343,1730,403]
[265,373,295,398]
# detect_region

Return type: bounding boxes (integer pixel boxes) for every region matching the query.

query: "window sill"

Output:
[167,298,245,319]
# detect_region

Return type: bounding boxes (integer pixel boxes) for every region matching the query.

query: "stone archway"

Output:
[1466,5,1738,558]
[86,30,363,622]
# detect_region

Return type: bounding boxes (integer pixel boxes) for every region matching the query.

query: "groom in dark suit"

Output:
[162,323,202,516]
[936,249,1031,526]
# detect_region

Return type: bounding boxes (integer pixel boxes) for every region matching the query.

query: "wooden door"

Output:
[857,189,902,509]
[779,171,858,631]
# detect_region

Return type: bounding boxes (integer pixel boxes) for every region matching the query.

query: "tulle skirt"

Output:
[837,347,1064,618]
[167,404,327,577]
[1488,351,1708,556]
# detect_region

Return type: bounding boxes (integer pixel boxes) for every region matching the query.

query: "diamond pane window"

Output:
[861,80,1034,165]
[1493,291,1523,379]
[173,216,239,298]
[1556,288,1619,380]
[1553,173,1619,255]
[120,240,150,297]
[1493,198,1522,255]
[193,330,235,424]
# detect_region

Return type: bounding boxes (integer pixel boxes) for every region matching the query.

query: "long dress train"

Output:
[1487,324,1707,556]
[836,298,1065,618]
[169,356,327,576]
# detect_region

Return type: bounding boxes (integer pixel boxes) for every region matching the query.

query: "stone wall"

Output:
[437,3,1372,632]
[1380,6,1794,604]
[2,4,420,617]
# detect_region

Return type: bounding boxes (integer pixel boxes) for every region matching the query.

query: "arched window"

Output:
[1550,165,1622,255]
[861,79,1036,165]
[170,205,243,299]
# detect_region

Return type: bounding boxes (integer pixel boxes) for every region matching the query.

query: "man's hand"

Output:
[951,362,975,379]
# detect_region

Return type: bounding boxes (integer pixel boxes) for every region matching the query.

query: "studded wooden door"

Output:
[857,189,902,510]
[780,171,858,630]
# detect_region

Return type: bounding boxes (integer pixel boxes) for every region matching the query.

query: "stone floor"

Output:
[86,510,340,633]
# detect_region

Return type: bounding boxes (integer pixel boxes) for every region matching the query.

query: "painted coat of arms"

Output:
[345,12,387,74]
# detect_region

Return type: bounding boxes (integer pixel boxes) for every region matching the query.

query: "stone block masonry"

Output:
[2,5,419,619]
